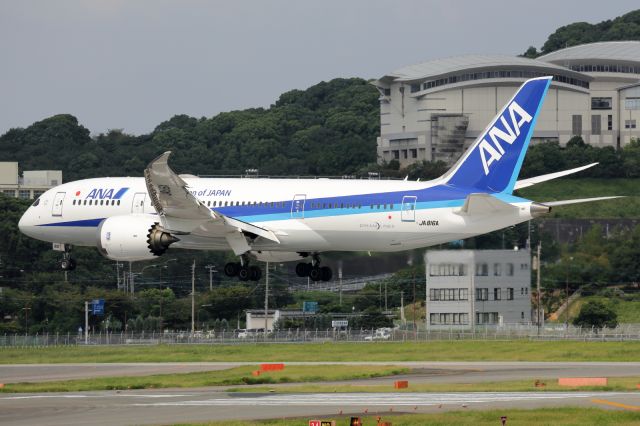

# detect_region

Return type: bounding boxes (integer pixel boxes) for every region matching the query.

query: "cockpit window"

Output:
[32,198,40,207]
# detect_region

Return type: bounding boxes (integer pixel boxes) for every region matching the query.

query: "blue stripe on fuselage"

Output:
[34,185,532,227]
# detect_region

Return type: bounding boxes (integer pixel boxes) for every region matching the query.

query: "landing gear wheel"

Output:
[249,265,262,281]
[224,262,240,277]
[309,266,322,282]
[320,266,332,282]
[295,262,311,278]
[67,258,76,271]
[238,266,250,281]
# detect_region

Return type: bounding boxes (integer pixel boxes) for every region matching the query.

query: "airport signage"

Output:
[91,299,105,316]
[303,301,318,313]
[308,421,335,426]
[331,320,348,328]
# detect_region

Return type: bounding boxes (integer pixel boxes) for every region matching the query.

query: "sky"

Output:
[1,0,638,136]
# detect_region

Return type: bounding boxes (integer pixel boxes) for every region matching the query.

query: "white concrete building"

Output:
[425,249,532,329]
[375,42,640,167]
[0,162,62,199]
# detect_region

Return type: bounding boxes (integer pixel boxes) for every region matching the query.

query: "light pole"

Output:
[205,265,217,291]
[22,307,31,332]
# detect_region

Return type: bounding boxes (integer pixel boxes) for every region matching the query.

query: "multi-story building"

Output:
[425,249,532,329]
[375,41,640,167]
[0,162,62,199]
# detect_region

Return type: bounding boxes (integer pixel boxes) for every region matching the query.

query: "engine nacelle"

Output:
[97,214,178,261]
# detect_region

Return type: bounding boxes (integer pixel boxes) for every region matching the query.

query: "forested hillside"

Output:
[522,9,640,57]
[0,78,380,181]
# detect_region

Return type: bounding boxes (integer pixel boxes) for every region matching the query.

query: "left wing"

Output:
[144,151,280,254]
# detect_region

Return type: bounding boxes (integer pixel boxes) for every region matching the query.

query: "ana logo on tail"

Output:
[478,101,532,175]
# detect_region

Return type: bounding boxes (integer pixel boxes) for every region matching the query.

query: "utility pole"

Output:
[205,264,216,292]
[129,262,134,295]
[264,261,269,338]
[191,260,196,334]
[384,282,388,312]
[338,263,343,306]
[116,262,121,291]
[412,272,417,337]
[400,291,405,324]
[84,301,89,345]
[536,241,542,336]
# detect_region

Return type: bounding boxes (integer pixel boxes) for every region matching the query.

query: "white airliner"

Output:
[18,77,618,281]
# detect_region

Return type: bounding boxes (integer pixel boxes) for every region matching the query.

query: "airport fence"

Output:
[3,323,640,347]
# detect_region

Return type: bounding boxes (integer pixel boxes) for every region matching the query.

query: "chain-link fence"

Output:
[2,323,640,347]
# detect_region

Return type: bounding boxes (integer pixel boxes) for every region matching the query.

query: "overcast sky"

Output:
[1,1,638,136]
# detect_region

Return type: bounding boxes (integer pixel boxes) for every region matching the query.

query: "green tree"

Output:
[573,300,618,329]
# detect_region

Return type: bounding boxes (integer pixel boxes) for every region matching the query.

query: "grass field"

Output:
[0,365,407,393]
[178,407,640,426]
[3,340,640,363]
[564,295,640,324]
[517,178,640,218]
[227,376,640,394]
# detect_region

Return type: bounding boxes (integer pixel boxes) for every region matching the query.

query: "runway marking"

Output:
[130,392,631,407]
[0,395,89,400]
[591,399,640,411]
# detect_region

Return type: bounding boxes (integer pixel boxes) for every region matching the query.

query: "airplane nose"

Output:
[18,210,34,236]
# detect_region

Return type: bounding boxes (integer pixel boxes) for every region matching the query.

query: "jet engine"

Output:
[97,214,179,261]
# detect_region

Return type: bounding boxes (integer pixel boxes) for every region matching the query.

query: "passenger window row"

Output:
[72,199,121,206]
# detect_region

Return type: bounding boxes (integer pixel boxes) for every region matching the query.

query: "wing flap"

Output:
[144,151,280,245]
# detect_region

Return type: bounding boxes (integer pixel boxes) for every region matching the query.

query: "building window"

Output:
[507,288,514,300]
[494,288,501,301]
[410,149,417,158]
[18,190,30,199]
[3,190,16,197]
[608,115,613,131]
[591,97,612,110]
[429,263,466,276]
[429,288,469,301]
[591,115,601,135]
[475,263,488,276]
[476,288,488,301]
[625,120,637,129]
[476,312,499,324]
[572,115,582,136]
[521,311,525,319]
[506,263,514,276]
[493,263,502,276]
[51,179,58,186]
[625,98,640,110]
[393,150,399,160]
[430,312,469,325]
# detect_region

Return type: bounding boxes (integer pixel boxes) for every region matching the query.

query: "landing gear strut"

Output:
[224,255,262,282]
[296,254,332,282]
[60,245,76,271]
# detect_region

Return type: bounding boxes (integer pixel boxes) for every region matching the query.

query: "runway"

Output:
[1,390,639,426]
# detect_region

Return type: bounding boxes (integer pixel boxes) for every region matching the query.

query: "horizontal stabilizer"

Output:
[541,196,624,207]
[457,193,519,216]
[514,163,599,190]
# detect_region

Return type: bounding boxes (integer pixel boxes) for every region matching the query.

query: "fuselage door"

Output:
[52,192,65,217]
[291,194,306,219]
[401,195,417,222]
[132,192,146,214]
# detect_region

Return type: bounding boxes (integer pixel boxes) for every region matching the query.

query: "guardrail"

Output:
[3,324,640,347]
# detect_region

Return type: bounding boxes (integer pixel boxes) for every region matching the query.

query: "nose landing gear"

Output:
[59,246,76,271]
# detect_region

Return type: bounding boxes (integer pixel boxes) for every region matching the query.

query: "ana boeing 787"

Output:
[18,77,617,281]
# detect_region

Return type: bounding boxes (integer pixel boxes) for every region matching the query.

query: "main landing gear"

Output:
[60,246,76,271]
[223,255,262,282]
[295,254,332,282]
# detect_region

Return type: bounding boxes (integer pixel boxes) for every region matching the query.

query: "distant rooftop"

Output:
[381,55,579,83]
[538,41,640,64]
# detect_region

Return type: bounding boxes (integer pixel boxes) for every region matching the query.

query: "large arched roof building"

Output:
[374,41,640,166]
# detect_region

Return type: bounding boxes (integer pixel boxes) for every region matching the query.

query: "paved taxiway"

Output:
[3,361,640,383]
[1,390,639,425]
